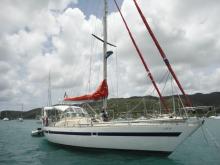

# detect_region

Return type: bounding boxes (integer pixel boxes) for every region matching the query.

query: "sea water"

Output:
[0,119,220,165]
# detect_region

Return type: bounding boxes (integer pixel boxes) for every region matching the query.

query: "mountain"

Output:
[0,108,41,120]
[1,92,220,119]
[189,92,220,107]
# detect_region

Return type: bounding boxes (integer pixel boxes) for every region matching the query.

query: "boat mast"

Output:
[21,103,23,118]
[103,0,108,111]
[48,71,52,106]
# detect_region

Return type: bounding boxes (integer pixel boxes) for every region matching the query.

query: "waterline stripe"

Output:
[44,131,181,137]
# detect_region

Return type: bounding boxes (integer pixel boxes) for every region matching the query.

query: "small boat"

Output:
[209,115,220,119]
[3,117,9,121]
[17,118,23,122]
[31,128,44,137]
[18,104,24,122]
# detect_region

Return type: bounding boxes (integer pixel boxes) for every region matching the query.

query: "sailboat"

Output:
[43,0,204,155]
[17,104,24,122]
[2,111,10,121]
[3,117,9,121]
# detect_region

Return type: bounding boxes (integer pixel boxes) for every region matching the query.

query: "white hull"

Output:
[31,128,44,137]
[18,118,23,122]
[3,118,9,121]
[209,116,220,119]
[44,118,202,154]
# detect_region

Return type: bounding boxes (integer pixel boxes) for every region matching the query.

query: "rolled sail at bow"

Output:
[64,79,108,101]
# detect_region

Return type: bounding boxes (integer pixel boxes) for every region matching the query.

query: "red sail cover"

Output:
[64,80,108,101]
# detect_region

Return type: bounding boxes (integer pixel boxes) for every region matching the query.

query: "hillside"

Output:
[189,92,220,106]
[1,92,220,119]
[0,108,41,120]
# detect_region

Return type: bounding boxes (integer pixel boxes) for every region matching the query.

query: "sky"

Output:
[0,0,220,111]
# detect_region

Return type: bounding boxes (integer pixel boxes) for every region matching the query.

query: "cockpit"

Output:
[64,106,89,117]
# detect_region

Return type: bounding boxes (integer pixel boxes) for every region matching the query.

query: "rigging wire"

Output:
[147,70,170,96]
[108,37,118,98]
[109,59,115,97]
[171,76,176,115]
[172,81,188,118]
[160,72,171,95]
[97,1,104,91]
[87,35,94,93]
[132,0,192,107]
[125,70,170,115]
[114,0,169,113]
[143,70,169,113]
[124,69,169,115]
[86,1,102,94]
[115,46,119,98]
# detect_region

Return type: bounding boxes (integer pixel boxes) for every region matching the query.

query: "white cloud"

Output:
[0,0,220,110]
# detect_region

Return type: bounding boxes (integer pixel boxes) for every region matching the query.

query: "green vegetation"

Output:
[1,92,220,120]
[0,108,41,120]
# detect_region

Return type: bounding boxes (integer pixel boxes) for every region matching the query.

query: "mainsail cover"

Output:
[64,80,108,101]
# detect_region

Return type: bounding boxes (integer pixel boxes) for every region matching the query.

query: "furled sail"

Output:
[64,80,108,101]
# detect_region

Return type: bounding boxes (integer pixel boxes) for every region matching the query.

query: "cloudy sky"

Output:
[0,0,219,111]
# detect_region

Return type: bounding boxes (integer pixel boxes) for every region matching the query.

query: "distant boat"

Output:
[18,103,24,122]
[17,118,23,122]
[209,115,220,119]
[3,117,9,121]
[31,128,44,137]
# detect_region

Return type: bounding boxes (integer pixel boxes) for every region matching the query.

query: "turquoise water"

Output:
[0,119,220,165]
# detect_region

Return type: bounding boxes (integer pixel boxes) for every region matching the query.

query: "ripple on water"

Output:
[0,119,220,165]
